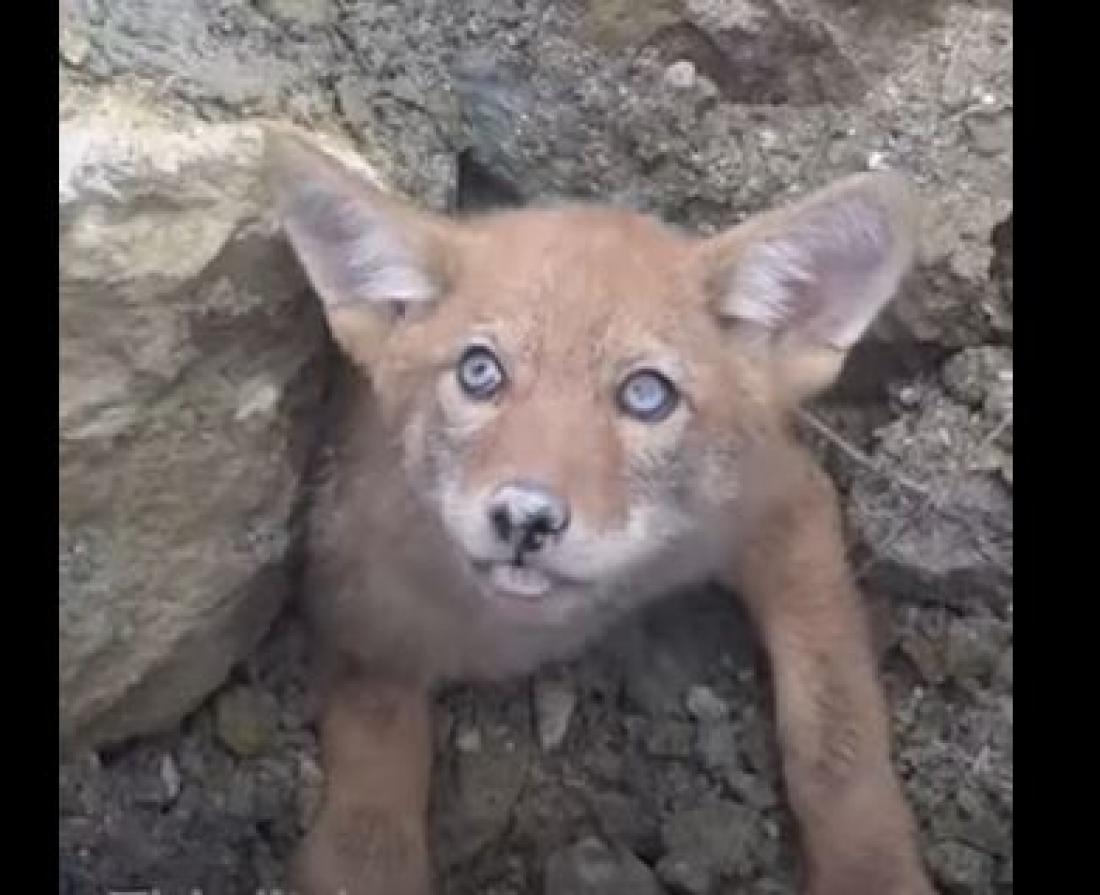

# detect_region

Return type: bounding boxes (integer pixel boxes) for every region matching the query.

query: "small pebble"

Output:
[685,685,729,723]
[656,854,711,895]
[214,687,276,758]
[928,840,995,890]
[545,836,663,895]
[695,720,737,772]
[534,679,578,752]
[645,721,695,759]
[663,59,697,90]
[898,385,921,408]
[297,754,324,830]
[454,724,483,753]
[160,753,181,801]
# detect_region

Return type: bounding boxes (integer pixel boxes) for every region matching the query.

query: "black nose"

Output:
[488,480,571,551]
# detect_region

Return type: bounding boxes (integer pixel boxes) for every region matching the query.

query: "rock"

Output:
[735,709,781,782]
[658,799,755,892]
[645,721,696,760]
[58,90,353,750]
[622,640,697,718]
[433,711,532,866]
[296,754,324,831]
[582,0,684,49]
[722,765,777,810]
[534,679,578,752]
[224,760,289,823]
[898,630,949,686]
[454,723,483,754]
[927,840,997,892]
[964,109,1013,158]
[59,24,91,67]
[991,214,1013,307]
[663,60,697,90]
[656,853,712,895]
[256,0,335,28]
[685,686,729,723]
[590,791,662,859]
[118,745,182,809]
[850,388,1012,613]
[894,606,1010,689]
[994,646,1013,690]
[544,836,663,895]
[944,616,1011,685]
[616,591,753,719]
[159,753,181,802]
[214,687,277,758]
[60,0,455,205]
[943,791,1012,858]
[694,720,738,774]
[941,347,1013,418]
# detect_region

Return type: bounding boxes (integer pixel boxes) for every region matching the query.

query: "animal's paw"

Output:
[806,852,936,895]
[808,871,936,895]
[290,807,431,895]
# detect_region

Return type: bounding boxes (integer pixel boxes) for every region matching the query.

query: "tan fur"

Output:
[266,129,933,895]
[291,671,432,895]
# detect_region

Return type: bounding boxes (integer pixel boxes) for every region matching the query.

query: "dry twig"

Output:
[796,407,1012,582]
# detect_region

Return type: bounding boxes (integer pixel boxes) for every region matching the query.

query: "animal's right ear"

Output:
[265,128,455,365]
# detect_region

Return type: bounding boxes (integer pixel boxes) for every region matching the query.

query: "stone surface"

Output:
[534,678,579,752]
[658,799,756,892]
[214,687,278,759]
[544,836,664,895]
[684,685,729,723]
[58,92,341,750]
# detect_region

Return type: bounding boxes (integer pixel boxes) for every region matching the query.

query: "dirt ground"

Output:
[59,1,1012,892]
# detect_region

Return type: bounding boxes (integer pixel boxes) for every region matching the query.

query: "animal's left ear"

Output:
[701,172,920,400]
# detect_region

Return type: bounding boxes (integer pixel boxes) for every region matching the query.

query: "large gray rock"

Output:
[58,92,360,751]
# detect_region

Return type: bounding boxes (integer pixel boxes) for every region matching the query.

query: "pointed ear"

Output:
[701,172,919,399]
[264,128,455,365]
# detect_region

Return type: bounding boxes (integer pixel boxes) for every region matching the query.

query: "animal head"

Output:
[268,130,918,617]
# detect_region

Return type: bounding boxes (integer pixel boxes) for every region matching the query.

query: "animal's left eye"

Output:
[617,370,679,422]
[457,345,506,400]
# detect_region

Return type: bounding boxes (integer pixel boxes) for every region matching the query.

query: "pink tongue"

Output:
[490,564,552,598]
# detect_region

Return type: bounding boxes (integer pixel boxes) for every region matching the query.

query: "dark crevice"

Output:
[647,13,865,106]
[989,212,1013,306]
[454,148,526,213]
[828,336,951,405]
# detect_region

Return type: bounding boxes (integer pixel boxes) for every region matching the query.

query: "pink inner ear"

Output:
[726,194,898,349]
[279,179,439,311]
[811,234,891,342]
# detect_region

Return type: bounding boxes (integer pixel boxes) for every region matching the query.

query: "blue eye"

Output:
[457,346,505,400]
[618,370,678,422]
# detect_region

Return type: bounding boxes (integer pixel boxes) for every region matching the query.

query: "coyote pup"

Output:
[267,130,933,895]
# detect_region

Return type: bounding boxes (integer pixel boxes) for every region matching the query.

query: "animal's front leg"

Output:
[292,665,433,895]
[729,457,933,895]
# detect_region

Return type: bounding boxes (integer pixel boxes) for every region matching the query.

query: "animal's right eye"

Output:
[618,369,679,423]
[457,346,506,400]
